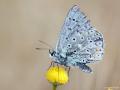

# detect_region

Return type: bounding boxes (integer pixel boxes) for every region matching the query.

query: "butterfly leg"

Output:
[48,61,54,70]
[48,61,60,70]
[65,66,71,76]
[67,66,71,76]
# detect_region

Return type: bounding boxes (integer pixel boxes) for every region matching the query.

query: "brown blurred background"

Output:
[0,0,120,90]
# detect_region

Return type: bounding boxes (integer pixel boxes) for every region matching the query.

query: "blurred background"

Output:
[0,0,120,90]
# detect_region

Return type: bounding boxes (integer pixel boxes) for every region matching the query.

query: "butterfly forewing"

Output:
[55,5,104,72]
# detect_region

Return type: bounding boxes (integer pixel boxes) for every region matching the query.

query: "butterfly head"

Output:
[49,49,56,57]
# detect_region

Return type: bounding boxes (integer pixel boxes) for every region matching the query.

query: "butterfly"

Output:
[38,5,104,73]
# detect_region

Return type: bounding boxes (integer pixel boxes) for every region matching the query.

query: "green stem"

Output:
[53,84,57,90]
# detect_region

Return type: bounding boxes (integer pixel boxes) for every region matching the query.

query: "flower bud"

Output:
[46,66,68,85]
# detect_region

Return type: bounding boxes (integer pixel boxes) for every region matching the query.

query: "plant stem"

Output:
[53,84,57,90]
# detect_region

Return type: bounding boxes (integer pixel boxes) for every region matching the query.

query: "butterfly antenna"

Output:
[36,40,53,51]
[35,47,50,50]
[38,40,52,48]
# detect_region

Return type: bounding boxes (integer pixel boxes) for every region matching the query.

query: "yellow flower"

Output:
[46,66,69,85]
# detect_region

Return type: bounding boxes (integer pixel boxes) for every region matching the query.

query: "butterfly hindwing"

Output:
[77,63,92,73]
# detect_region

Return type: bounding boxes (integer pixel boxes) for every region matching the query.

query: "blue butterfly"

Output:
[38,5,104,73]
